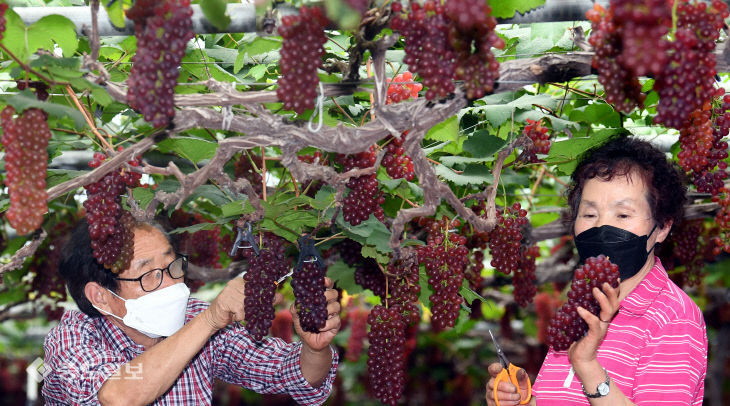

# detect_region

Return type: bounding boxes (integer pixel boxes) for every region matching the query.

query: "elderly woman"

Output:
[486,137,708,405]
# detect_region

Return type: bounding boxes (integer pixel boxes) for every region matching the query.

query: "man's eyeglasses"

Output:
[115,254,188,292]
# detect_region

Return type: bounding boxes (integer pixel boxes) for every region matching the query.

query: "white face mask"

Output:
[93,283,190,338]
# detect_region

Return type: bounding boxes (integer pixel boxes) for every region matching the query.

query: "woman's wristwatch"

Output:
[582,368,610,398]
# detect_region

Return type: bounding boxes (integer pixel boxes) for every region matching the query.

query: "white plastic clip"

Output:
[221,105,233,131]
[308,82,325,133]
[276,269,294,285]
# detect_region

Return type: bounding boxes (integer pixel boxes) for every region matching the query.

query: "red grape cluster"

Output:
[345,307,369,362]
[546,255,620,351]
[382,132,415,181]
[391,0,503,100]
[241,232,291,341]
[336,146,385,226]
[169,210,222,268]
[1,107,52,235]
[234,152,264,198]
[534,291,563,344]
[513,244,539,307]
[711,189,730,254]
[336,238,364,267]
[386,71,422,104]
[517,119,551,163]
[445,0,505,99]
[653,0,728,129]
[660,219,706,287]
[391,2,455,100]
[29,222,72,321]
[0,3,9,41]
[691,94,730,195]
[677,107,714,174]
[83,152,141,272]
[366,305,406,406]
[292,260,328,333]
[16,80,50,102]
[417,216,469,331]
[126,0,193,127]
[488,203,528,275]
[355,259,387,298]
[387,259,421,326]
[585,4,648,113]
[277,6,328,114]
[610,0,671,77]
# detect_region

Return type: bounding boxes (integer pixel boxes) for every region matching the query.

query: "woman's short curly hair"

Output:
[565,136,687,231]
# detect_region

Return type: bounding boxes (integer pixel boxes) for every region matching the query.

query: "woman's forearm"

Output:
[575,360,635,406]
[97,310,218,406]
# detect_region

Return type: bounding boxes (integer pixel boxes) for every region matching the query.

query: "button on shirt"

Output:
[42,298,338,405]
[533,258,707,405]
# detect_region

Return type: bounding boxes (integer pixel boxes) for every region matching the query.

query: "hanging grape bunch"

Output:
[546,255,620,351]
[382,71,420,181]
[242,232,290,342]
[277,6,329,114]
[387,258,421,326]
[517,119,551,164]
[83,152,141,273]
[291,240,328,334]
[0,107,52,235]
[487,203,529,275]
[126,0,194,127]
[417,216,469,331]
[689,93,730,196]
[336,146,385,226]
[513,244,539,307]
[366,305,406,406]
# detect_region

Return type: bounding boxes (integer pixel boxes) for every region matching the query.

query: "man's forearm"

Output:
[97,310,218,406]
[299,344,333,388]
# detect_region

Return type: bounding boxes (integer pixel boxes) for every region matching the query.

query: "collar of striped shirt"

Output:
[619,257,666,317]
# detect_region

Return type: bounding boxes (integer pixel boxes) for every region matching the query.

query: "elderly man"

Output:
[42,220,341,405]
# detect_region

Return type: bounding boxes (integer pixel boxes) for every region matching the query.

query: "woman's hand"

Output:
[568,281,620,374]
[486,362,532,406]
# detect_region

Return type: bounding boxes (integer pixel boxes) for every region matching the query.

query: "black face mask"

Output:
[574,224,657,280]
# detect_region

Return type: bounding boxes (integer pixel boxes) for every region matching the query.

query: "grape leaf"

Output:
[490,0,546,19]
[156,137,218,164]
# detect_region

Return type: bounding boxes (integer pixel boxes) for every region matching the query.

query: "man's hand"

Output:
[204,278,246,331]
[291,277,341,351]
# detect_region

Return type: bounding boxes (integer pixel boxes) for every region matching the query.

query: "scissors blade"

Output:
[489,329,510,369]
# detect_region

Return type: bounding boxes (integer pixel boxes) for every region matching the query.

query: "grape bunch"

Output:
[711,188,730,254]
[534,291,563,344]
[234,152,265,198]
[241,232,290,341]
[585,4,647,113]
[169,210,222,268]
[677,108,714,174]
[517,119,551,164]
[126,0,194,127]
[610,0,671,77]
[277,6,329,114]
[445,0,505,99]
[653,0,728,129]
[546,255,620,351]
[386,71,422,104]
[29,222,72,321]
[0,3,9,41]
[692,94,730,196]
[16,80,50,101]
[345,307,369,362]
[366,305,406,406]
[83,153,141,272]
[382,132,415,181]
[336,146,385,226]
[417,216,469,331]
[1,107,52,235]
[291,260,328,333]
[391,0,503,100]
[660,219,705,287]
[387,259,421,326]
[355,259,387,298]
[513,244,539,307]
[488,203,529,275]
[391,2,455,100]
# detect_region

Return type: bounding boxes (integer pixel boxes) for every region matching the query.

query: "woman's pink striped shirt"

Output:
[533,258,707,405]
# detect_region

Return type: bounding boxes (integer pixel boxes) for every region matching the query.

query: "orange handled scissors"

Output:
[490,329,532,405]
